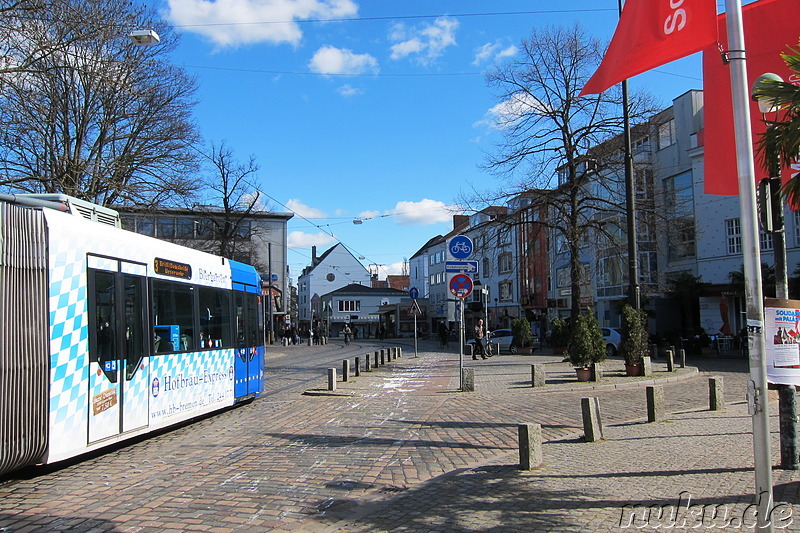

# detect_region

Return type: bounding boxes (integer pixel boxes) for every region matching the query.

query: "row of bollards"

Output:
[327,347,403,391]
[518,376,725,469]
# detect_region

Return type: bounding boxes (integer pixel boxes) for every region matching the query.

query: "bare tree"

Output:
[481,24,657,324]
[192,141,270,268]
[0,0,200,206]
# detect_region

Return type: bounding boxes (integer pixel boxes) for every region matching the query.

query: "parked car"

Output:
[467,328,517,354]
[601,327,622,357]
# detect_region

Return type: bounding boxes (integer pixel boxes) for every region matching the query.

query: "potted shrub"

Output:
[569,311,606,381]
[511,318,535,354]
[549,317,570,355]
[620,304,648,376]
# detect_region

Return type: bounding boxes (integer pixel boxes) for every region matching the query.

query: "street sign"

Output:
[409,287,419,300]
[410,299,423,315]
[448,235,473,260]
[445,260,478,274]
[449,274,474,299]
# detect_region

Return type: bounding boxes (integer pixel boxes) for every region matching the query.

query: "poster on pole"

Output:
[765,298,800,386]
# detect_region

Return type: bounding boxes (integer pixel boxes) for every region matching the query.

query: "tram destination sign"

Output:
[154,257,193,280]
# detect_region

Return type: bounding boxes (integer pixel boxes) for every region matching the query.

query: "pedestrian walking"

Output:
[438,321,450,349]
[473,318,487,360]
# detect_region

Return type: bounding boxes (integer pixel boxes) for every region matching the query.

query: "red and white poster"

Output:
[765,298,800,385]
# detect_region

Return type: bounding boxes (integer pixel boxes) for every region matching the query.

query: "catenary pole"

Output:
[724,0,773,528]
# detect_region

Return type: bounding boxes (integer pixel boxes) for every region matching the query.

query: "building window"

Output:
[726,218,742,254]
[235,220,252,239]
[498,252,513,273]
[794,210,800,246]
[499,281,513,301]
[157,217,175,239]
[498,228,511,246]
[338,300,361,312]
[664,172,695,261]
[760,230,773,251]
[138,216,155,236]
[657,119,676,150]
[483,257,491,277]
[176,218,195,239]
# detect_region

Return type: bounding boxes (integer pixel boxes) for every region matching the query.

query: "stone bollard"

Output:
[391,347,397,360]
[327,368,337,391]
[679,349,686,368]
[464,344,473,356]
[354,357,360,377]
[666,350,675,372]
[518,423,543,470]
[709,377,724,411]
[646,385,665,422]
[398,347,403,358]
[380,349,385,366]
[581,397,604,442]
[641,356,652,377]
[590,362,603,382]
[374,351,379,368]
[342,360,350,382]
[365,355,372,372]
[462,368,475,391]
[531,364,546,387]
[308,337,312,346]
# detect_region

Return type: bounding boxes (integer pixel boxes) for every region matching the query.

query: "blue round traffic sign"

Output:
[449,235,473,260]
[449,274,473,299]
[409,287,419,300]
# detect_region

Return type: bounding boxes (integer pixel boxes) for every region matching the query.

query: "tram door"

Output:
[233,291,262,398]
[87,257,149,443]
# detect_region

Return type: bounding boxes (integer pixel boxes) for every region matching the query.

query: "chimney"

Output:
[312,245,317,264]
[453,215,469,231]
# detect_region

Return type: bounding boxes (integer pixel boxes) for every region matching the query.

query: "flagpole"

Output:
[724,0,773,528]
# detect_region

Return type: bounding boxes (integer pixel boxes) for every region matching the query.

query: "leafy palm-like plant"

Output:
[752,41,800,204]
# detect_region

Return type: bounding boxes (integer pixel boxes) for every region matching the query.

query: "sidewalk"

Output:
[300,340,800,532]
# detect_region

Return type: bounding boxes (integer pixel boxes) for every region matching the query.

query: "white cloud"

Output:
[357,209,381,219]
[389,17,458,65]
[287,231,336,249]
[388,199,455,226]
[472,41,517,66]
[309,46,378,75]
[286,198,326,218]
[166,0,358,47]
[383,261,407,277]
[337,84,362,97]
[478,92,550,130]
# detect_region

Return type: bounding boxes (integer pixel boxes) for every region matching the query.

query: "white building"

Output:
[297,243,370,329]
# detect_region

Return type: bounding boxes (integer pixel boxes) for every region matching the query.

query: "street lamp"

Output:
[128,29,160,46]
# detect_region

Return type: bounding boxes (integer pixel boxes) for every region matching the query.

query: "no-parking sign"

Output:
[449,274,473,299]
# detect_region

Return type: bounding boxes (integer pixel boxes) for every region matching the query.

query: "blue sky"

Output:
[146,0,711,282]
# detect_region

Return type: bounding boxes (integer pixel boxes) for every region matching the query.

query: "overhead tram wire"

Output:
[173,9,618,29]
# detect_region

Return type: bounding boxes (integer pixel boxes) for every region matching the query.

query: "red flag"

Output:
[580,0,717,96]
[703,0,799,195]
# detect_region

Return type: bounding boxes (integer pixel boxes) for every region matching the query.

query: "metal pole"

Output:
[268,242,274,344]
[459,299,464,390]
[724,0,773,527]
[414,312,418,358]
[619,0,640,311]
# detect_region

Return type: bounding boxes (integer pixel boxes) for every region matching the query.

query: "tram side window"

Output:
[152,280,195,353]
[198,287,233,349]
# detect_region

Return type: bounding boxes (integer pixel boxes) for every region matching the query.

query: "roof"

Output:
[324,283,407,297]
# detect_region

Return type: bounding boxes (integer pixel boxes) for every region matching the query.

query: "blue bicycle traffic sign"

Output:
[448,235,473,259]
[449,274,474,299]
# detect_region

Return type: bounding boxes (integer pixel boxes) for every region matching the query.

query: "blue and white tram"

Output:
[0,196,265,476]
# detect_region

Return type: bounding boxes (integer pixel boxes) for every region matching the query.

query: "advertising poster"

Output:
[765,298,800,386]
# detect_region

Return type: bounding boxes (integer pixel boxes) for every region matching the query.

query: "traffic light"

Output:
[758,177,784,232]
